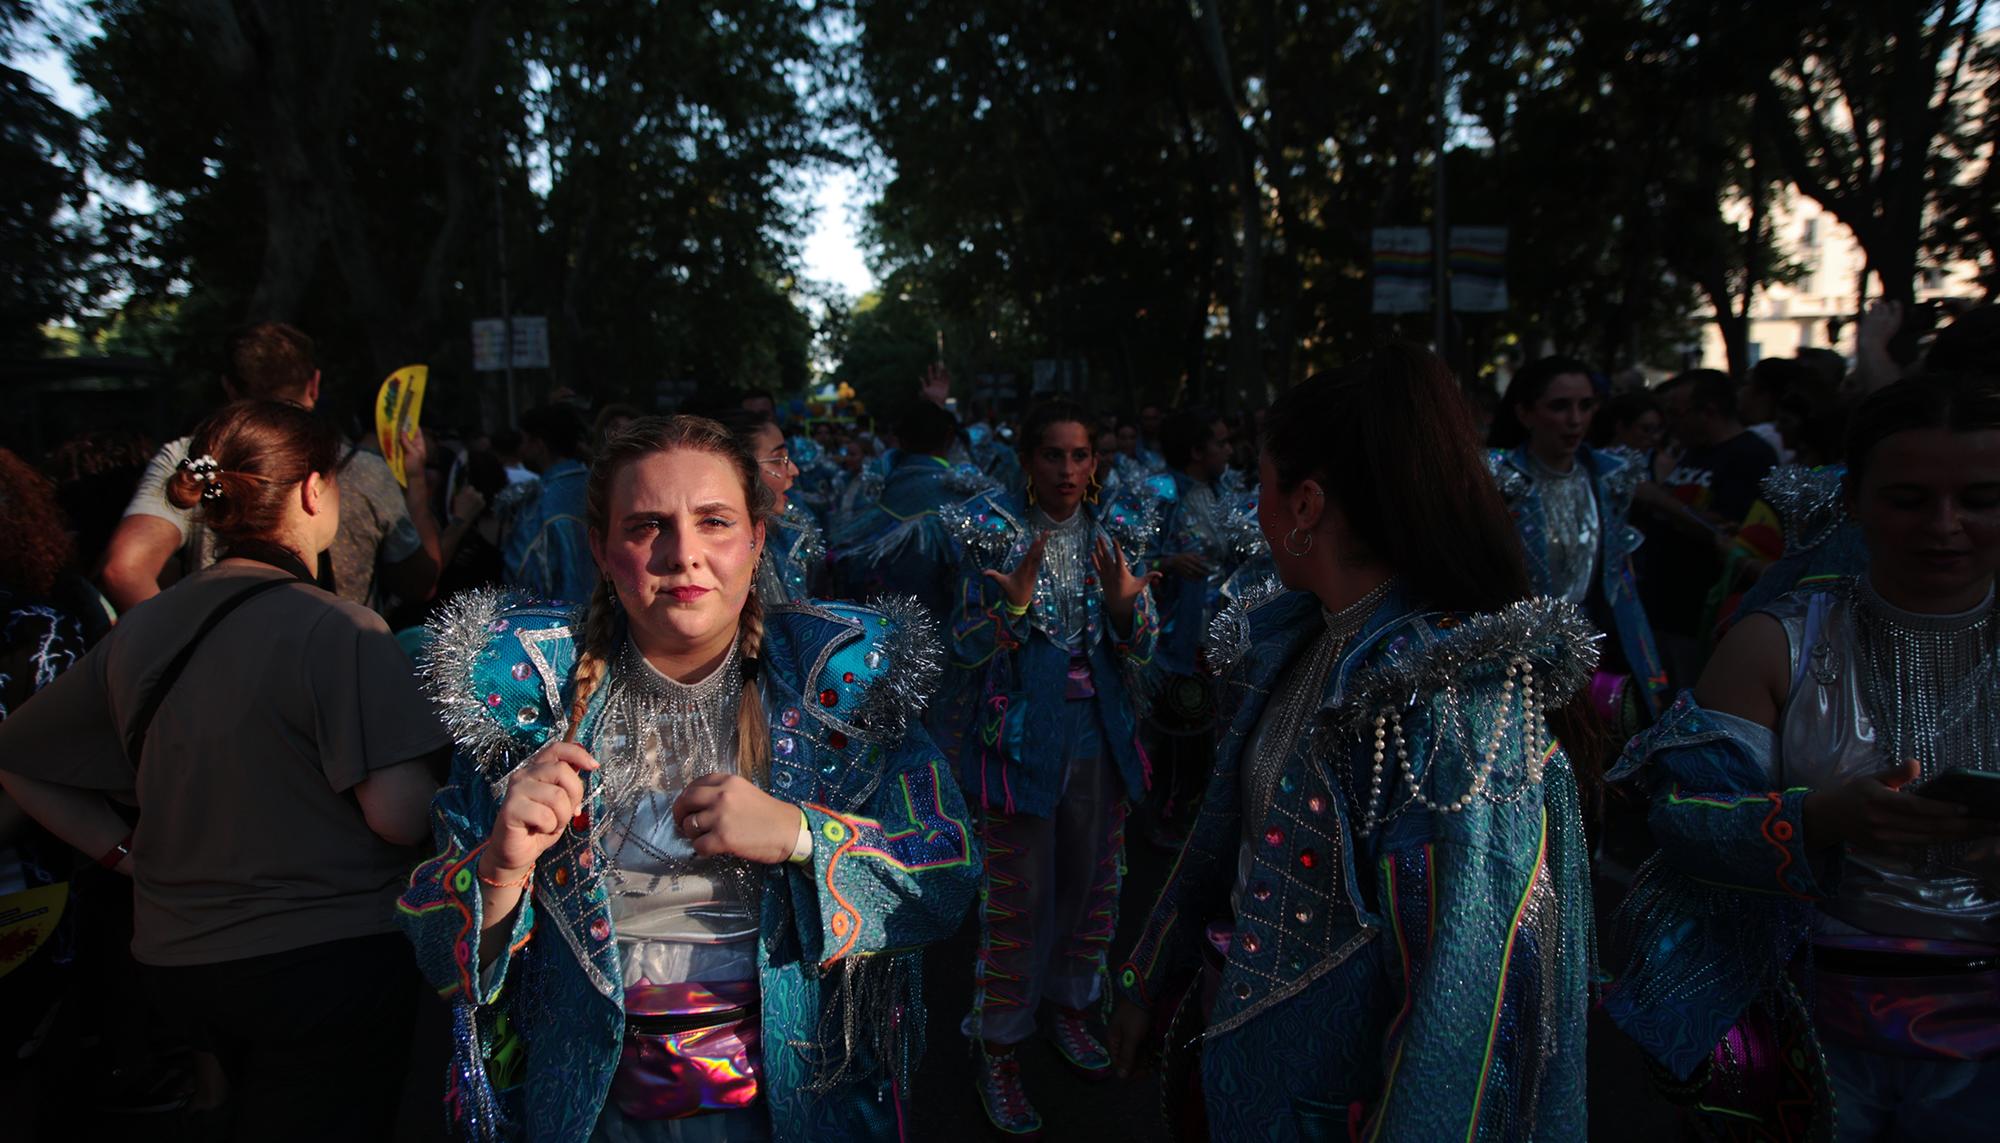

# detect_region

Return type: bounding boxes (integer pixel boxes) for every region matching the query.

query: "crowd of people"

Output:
[0,301,1994,1142]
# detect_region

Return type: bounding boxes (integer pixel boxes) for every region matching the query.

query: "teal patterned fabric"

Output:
[1121,587,1597,1142]
[397,592,979,1142]
[1600,693,1826,1082]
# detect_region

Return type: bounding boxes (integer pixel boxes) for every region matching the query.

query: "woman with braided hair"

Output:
[398,415,977,1142]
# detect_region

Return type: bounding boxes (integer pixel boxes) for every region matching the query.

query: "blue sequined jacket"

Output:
[830,455,992,625]
[1119,586,1598,1142]
[397,591,979,1142]
[757,501,827,605]
[1598,692,1828,1084]
[937,489,1161,818]
[500,459,595,607]
[1489,445,1667,718]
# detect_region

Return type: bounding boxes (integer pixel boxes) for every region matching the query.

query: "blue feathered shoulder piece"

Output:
[762,595,945,748]
[417,588,582,788]
[942,462,1001,499]
[1097,471,1175,559]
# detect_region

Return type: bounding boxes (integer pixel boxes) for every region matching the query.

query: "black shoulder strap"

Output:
[123,577,297,767]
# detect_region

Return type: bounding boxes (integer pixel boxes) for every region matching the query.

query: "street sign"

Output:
[471,316,551,371]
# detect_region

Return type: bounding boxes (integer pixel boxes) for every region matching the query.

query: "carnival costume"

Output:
[1119,584,1599,1142]
[755,501,826,606]
[1602,576,2000,1140]
[502,457,596,605]
[831,456,993,628]
[1489,444,1667,723]
[1737,465,1867,617]
[398,590,979,1142]
[938,486,1160,1127]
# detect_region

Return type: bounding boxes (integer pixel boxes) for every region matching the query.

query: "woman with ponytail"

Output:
[398,415,977,1142]
[1105,346,1599,1142]
[0,400,448,1141]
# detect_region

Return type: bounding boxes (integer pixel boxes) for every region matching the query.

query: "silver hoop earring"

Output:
[1284,527,1314,557]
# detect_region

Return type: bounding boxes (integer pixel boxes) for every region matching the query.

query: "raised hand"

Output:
[480,740,598,886]
[1093,535,1159,633]
[673,773,803,865]
[982,531,1049,611]
[919,362,952,407]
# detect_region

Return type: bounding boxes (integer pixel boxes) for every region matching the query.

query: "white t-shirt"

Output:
[122,436,421,609]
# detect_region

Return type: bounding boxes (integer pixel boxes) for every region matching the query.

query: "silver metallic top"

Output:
[1026,505,1097,652]
[1527,455,1599,605]
[589,638,761,964]
[1768,578,2000,942]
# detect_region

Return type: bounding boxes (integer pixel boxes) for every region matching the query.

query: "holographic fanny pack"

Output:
[611,981,762,1120]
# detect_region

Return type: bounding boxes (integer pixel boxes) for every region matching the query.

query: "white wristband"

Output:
[789,809,813,864]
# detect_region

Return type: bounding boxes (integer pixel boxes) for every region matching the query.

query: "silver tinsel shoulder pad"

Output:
[1222,492,1268,562]
[1097,473,1175,558]
[1594,445,1648,506]
[489,477,540,523]
[940,490,1025,570]
[1760,464,1847,554]
[417,587,582,776]
[853,465,885,504]
[766,595,944,746]
[942,462,1000,498]
[1320,595,1602,741]
[781,500,827,567]
[1203,574,1288,678]
[1485,449,1530,503]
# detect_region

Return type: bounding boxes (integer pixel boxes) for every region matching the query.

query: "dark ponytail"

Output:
[1265,343,1532,614]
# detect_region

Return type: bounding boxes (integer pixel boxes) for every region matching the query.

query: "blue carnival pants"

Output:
[965,699,1127,1045]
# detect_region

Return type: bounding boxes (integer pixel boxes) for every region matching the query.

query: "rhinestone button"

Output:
[1240,933,1261,954]
[781,708,801,728]
[1250,882,1272,902]
[1263,827,1284,847]
[511,661,534,681]
[1298,849,1317,870]
[1233,982,1251,1000]
[1294,905,1313,924]
[516,705,539,726]
[774,735,795,757]
[828,731,848,750]
[864,651,883,670]
[485,693,503,707]
[819,689,839,707]
[1307,795,1326,814]
[1278,775,1295,794]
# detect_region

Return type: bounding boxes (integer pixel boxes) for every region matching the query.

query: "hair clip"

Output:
[178,454,226,499]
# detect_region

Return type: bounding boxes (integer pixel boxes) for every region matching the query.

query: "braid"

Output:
[564,577,618,743]
[735,588,772,787]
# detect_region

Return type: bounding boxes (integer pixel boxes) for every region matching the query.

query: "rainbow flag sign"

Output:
[1371,227,1510,314]
[1371,228,1433,314]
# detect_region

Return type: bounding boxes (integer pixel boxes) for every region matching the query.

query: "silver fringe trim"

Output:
[784,500,827,572]
[1203,574,1287,678]
[1097,479,1166,560]
[801,953,921,1097]
[1319,595,1602,741]
[1761,464,1846,555]
[418,586,572,792]
[850,593,946,742]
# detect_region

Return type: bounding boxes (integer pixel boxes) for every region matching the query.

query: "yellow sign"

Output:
[375,365,429,486]
[0,882,67,980]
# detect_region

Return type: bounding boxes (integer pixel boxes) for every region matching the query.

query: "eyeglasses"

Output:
[758,452,796,474]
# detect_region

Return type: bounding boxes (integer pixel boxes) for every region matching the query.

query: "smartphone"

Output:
[1915,770,2000,818]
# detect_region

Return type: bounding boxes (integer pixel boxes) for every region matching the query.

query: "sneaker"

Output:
[1049,1007,1112,1081]
[975,1047,1044,1138]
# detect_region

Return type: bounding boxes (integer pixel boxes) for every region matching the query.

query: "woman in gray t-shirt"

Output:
[0,400,449,1142]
